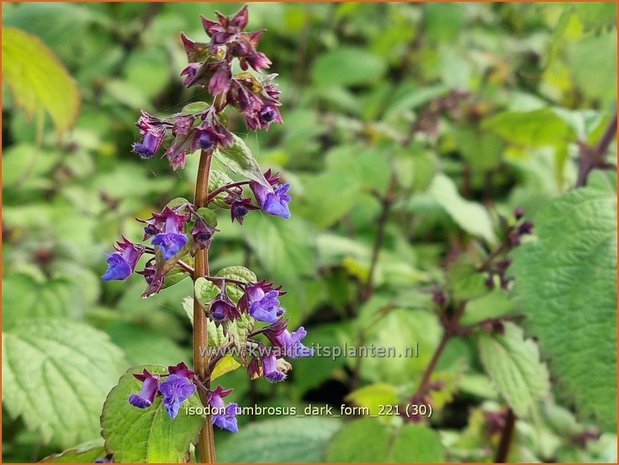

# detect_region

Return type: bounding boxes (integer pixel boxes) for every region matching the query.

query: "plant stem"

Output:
[193,149,216,463]
[576,112,617,187]
[413,302,466,398]
[359,174,397,303]
[494,408,516,463]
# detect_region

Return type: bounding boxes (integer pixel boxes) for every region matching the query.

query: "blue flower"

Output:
[262,354,286,382]
[251,182,291,219]
[208,386,238,432]
[276,327,313,359]
[152,232,188,260]
[158,374,196,419]
[128,369,160,409]
[247,286,284,323]
[102,237,144,281]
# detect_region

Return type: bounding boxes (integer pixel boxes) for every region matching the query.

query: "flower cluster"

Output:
[102,6,310,438]
[130,5,282,171]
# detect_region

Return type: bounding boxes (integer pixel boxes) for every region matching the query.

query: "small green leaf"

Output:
[211,354,241,380]
[166,197,191,209]
[208,169,234,208]
[428,174,496,244]
[218,417,342,462]
[3,27,80,135]
[40,440,106,463]
[478,322,550,418]
[194,277,219,308]
[447,257,488,301]
[215,265,257,283]
[346,383,399,416]
[179,101,210,115]
[214,134,269,187]
[2,319,126,447]
[100,365,204,463]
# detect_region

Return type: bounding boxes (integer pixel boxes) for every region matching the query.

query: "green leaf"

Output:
[2,319,126,447]
[194,277,219,307]
[478,322,550,418]
[211,354,241,380]
[511,181,617,430]
[179,101,210,115]
[2,27,80,134]
[3,272,83,330]
[573,3,617,32]
[215,265,257,283]
[326,419,445,462]
[454,125,504,171]
[242,215,316,285]
[483,108,576,147]
[428,173,496,244]
[361,309,441,386]
[346,383,399,416]
[447,256,488,301]
[311,47,386,87]
[218,417,342,462]
[41,440,106,463]
[208,169,235,208]
[214,134,269,187]
[100,365,204,463]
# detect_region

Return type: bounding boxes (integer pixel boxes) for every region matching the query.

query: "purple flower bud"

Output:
[230,5,249,30]
[514,207,525,220]
[208,63,232,96]
[210,287,240,321]
[262,354,286,382]
[137,259,157,285]
[102,237,144,281]
[259,106,277,124]
[168,362,195,380]
[274,327,313,359]
[245,51,272,72]
[128,369,160,409]
[197,130,215,150]
[152,233,188,260]
[247,357,261,380]
[158,373,196,419]
[192,217,216,249]
[173,115,195,136]
[229,198,258,224]
[517,221,534,236]
[432,291,447,305]
[208,386,238,432]
[180,63,201,87]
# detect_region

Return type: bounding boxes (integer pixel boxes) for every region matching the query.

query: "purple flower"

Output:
[210,287,240,321]
[245,283,284,323]
[152,233,188,260]
[132,130,164,159]
[208,386,238,432]
[262,354,286,382]
[168,361,195,380]
[128,369,160,409]
[151,207,189,260]
[180,63,201,87]
[251,182,291,219]
[158,374,196,419]
[229,197,258,224]
[192,217,216,249]
[208,62,232,96]
[275,327,313,359]
[102,237,144,281]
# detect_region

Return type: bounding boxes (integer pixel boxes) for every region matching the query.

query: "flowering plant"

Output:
[99,6,310,462]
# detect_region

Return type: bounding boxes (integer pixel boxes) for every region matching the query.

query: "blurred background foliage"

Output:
[2,2,617,463]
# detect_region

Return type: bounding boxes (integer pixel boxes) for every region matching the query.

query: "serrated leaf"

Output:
[511,182,617,430]
[225,313,255,349]
[429,173,496,244]
[218,417,342,462]
[41,439,106,463]
[2,319,126,447]
[215,265,257,283]
[478,322,550,418]
[326,419,445,462]
[3,27,80,134]
[211,354,241,380]
[100,365,204,463]
[214,134,269,187]
[3,272,84,329]
[194,277,219,308]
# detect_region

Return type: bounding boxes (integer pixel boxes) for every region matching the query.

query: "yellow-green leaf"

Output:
[211,354,241,380]
[2,27,80,135]
[345,383,399,416]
